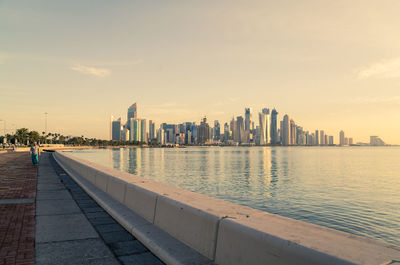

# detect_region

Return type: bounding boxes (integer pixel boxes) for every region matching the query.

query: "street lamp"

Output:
[44,112,48,135]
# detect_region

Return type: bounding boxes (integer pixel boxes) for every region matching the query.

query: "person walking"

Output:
[30,142,40,166]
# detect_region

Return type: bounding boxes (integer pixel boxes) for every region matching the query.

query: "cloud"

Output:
[70,64,110,77]
[356,57,400,79]
[353,96,400,103]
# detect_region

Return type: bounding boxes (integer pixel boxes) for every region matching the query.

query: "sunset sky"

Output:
[1,0,400,144]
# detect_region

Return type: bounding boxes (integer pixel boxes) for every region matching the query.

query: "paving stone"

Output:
[36,199,81,216]
[90,217,117,226]
[118,252,164,265]
[37,183,65,191]
[36,213,98,243]
[36,190,73,201]
[36,238,119,265]
[96,223,126,233]
[82,206,104,213]
[87,211,111,219]
[110,240,147,256]
[100,230,135,244]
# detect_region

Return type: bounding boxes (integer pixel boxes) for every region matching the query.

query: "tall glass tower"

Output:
[127,103,137,129]
[270,108,279,144]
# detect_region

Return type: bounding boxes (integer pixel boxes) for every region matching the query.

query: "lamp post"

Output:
[44,112,48,135]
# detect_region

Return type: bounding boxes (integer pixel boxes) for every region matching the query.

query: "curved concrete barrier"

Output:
[54,151,400,265]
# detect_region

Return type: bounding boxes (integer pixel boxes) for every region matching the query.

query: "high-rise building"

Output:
[329,136,334,145]
[129,118,141,142]
[140,119,147,143]
[290,119,296,145]
[282,115,290,146]
[258,109,270,145]
[315,130,319,146]
[339,130,345,146]
[121,127,129,141]
[127,103,137,130]
[230,117,237,142]
[270,109,279,144]
[111,118,122,141]
[236,116,245,143]
[320,130,325,145]
[349,138,353,145]
[214,120,221,141]
[370,136,385,146]
[149,120,155,142]
[244,108,252,132]
[197,117,210,144]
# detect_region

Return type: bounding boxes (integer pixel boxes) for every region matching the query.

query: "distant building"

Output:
[315,130,319,146]
[129,119,140,142]
[258,109,270,145]
[370,136,385,146]
[111,118,122,141]
[197,117,210,144]
[127,103,137,130]
[349,138,353,145]
[121,127,129,141]
[140,119,147,143]
[244,108,252,132]
[290,119,296,145]
[236,116,245,143]
[329,135,334,145]
[282,115,290,146]
[214,120,221,141]
[320,130,325,145]
[149,120,156,142]
[270,109,279,144]
[339,130,345,146]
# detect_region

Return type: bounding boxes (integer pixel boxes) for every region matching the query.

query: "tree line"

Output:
[0,128,155,147]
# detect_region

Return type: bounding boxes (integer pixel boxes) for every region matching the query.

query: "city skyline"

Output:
[109,102,383,146]
[1,1,400,143]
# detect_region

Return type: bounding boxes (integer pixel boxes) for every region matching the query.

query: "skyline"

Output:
[1,1,400,143]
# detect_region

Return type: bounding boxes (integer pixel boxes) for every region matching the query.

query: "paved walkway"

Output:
[0,152,36,265]
[1,152,164,265]
[37,153,164,265]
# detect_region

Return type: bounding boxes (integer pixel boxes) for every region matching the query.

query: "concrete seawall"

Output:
[54,150,400,265]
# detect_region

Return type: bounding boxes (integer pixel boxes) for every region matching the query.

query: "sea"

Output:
[67,146,400,246]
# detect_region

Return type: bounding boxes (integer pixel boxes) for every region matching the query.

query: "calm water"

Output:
[68,147,400,246]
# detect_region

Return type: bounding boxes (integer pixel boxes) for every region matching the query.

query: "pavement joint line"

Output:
[0,198,35,204]
[49,153,166,265]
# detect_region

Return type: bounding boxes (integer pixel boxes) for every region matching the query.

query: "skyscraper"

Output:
[197,117,210,144]
[127,103,137,123]
[270,108,279,144]
[149,120,155,142]
[111,118,122,141]
[320,130,325,145]
[140,119,147,143]
[245,108,252,132]
[290,119,296,145]
[236,116,245,143]
[315,130,319,146]
[282,115,290,146]
[339,130,345,146]
[214,120,221,141]
[258,108,270,145]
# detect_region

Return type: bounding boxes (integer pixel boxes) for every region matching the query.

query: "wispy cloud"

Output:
[352,96,400,103]
[70,64,110,77]
[356,57,400,79]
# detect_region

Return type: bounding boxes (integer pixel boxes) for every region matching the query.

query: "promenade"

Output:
[0,152,164,265]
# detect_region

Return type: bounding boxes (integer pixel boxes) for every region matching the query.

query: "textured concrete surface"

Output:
[35,153,116,264]
[43,153,165,265]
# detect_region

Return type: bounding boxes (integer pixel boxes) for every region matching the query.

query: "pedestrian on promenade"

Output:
[30,141,40,166]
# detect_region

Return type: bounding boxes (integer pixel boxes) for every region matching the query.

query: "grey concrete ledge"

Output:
[54,151,400,265]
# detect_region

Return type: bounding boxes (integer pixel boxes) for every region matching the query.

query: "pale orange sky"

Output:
[1,0,400,144]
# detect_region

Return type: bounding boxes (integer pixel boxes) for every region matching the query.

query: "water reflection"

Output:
[72,146,400,246]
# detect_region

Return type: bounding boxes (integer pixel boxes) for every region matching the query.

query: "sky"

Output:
[1,0,400,144]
